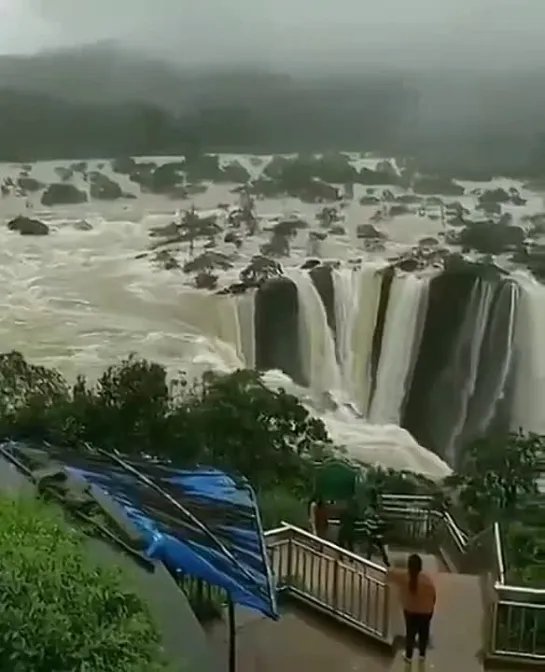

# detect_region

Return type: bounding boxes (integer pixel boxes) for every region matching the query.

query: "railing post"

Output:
[286,530,293,587]
[382,580,390,639]
[332,550,340,611]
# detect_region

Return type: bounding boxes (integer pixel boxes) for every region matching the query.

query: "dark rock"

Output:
[359,195,380,205]
[264,153,357,185]
[54,166,73,182]
[477,201,502,215]
[272,218,308,237]
[397,194,422,204]
[413,177,464,197]
[316,206,341,227]
[509,188,526,206]
[73,220,93,231]
[261,233,291,257]
[217,281,254,295]
[152,250,180,270]
[309,264,336,334]
[255,275,304,385]
[389,204,411,217]
[375,160,398,178]
[145,162,186,194]
[17,176,43,192]
[418,236,440,247]
[183,252,233,274]
[41,183,87,206]
[70,161,87,173]
[217,161,251,184]
[224,231,242,247]
[309,231,327,241]
[478,188,510,205]
[356,223,387,239]
[111,157,138,174]
[301,259,321,270]
[194,271,218,290]
[358,167,399,185]
[89,173,122,200]
[240,255,282,286]
[7,216,49,235]
[458,220,525,254]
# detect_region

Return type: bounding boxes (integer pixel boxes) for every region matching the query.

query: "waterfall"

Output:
[511,272,545,434]
[333,264,384,414]
[205,294,245,369]
[236,291,256,369]
[368,273,429,425]
[286,268,342,395]
[460,280,518,443]
[440,278,496,464]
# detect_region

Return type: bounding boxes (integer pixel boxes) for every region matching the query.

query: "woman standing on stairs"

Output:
[388,553,436,669]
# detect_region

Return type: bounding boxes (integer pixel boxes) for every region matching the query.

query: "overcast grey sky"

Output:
[1,1,544,71]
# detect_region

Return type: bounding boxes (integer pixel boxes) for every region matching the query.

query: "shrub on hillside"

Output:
[0,495,167,671]
[0,352,331,492]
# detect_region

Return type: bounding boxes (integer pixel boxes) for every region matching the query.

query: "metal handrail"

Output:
[264,522,391,642]
[275,521,387,573]
[264,493,545,663]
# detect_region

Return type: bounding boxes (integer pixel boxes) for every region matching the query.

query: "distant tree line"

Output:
[1,84,545,179]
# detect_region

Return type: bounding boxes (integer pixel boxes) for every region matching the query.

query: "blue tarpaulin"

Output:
[0,441,278,620]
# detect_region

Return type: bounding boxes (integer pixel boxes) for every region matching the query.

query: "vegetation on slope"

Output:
[0,350,543,587]
[0,494,167,671]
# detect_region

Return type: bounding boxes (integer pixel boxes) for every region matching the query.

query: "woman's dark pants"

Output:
[403,611,432,659]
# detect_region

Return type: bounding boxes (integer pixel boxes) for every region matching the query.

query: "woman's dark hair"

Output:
[407,553,422,594]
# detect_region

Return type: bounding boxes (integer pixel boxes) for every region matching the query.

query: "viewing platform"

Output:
[207,495,544,671]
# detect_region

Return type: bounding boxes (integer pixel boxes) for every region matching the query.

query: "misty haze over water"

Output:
[3,0,545,71]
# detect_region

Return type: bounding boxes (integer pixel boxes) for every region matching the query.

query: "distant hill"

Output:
[0,42,545,176]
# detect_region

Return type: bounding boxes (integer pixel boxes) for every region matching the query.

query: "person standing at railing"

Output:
[309,495,329,539]
[338,497,358,552]
[361,508,390,567]
[387,553,436,669]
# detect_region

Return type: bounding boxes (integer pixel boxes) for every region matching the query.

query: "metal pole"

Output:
[227,598,236,672]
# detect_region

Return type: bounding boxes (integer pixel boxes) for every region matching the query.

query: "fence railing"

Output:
[264,494,545,664]
[264,523,390,641]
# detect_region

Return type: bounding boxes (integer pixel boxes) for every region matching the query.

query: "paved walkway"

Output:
[208,545,520,672]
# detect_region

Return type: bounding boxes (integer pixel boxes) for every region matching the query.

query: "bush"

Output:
[0,353,331,494]
[0,495,167,671]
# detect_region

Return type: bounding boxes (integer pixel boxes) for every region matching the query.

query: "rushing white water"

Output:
[442,279,496,464]
[236,291,256,369]
[286,267,342,396]
[7,153,537,479]
[473,281,518,436]
[333,263,385,414]
[368,272,429,425]
[511,272,545,434]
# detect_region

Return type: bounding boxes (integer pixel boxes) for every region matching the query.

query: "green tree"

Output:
[0,495,166,671]
[0,352,331,494]
[444,431,541,531]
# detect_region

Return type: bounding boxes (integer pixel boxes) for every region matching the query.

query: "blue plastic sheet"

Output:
[0,441,278,620]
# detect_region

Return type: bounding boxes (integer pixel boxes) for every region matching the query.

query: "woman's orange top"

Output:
[387,568,436,614]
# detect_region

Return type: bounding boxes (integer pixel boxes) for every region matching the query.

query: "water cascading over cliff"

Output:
[249,261,528,468]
